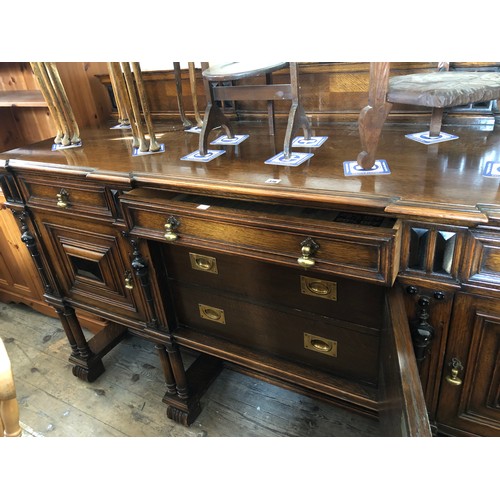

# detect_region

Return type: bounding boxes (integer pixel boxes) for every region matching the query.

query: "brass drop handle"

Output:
[164,216,180,241]
[56,189,69,208]
[445,358,463,386]
[297,237,319,269]
[124,271,134,290]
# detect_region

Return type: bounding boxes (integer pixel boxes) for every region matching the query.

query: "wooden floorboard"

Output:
[0,301,380,437]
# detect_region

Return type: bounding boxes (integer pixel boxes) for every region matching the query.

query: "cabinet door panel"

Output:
[437,293,500,436]
[34,211,146,323]
[379,286,432,436]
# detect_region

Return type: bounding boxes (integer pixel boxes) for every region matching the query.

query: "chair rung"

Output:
[212,84,294,101]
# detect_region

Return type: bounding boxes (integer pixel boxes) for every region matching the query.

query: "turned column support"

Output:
[14,210,54,294]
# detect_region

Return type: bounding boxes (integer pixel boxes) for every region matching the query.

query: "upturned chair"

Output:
[198,62,311,158]
[357,62,500,169]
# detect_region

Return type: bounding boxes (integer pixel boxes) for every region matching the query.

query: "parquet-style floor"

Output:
[0,301,380,437]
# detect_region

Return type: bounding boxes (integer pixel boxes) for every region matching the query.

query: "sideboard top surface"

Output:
[1,121,500,223]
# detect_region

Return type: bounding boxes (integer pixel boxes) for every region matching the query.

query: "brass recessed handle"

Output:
[164,216,180,241]
[297,237,319,269]
[199,304,226,324]
[304,332,337,357]
[301,276,337,301]
[190,252,218,274]
[445,358,463,386]
[56,189,69,208]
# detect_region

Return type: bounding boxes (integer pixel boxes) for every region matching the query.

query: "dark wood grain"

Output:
[2,120,500,221]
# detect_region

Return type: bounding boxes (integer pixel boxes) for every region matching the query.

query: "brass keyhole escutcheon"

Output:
[445,357,463,386]
[56,189,69,208]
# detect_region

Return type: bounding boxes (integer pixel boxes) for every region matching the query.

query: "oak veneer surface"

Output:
[1,120,499,223]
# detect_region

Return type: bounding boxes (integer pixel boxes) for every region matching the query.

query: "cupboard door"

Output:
[33,210,147,323]
[379,286,432,436]
[436,293,500,436]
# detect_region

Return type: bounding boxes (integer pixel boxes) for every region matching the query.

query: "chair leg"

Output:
[198,102,234,155]
[0,338,21,437]
[174,62,193,130]
[266,73,276,137]
[283,102,312,159]
[357,101,393,169]
[429,107,444,137]
[0,399,21,437]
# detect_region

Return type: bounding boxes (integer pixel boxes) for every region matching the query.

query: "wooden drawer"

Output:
[122,189,401,285]
[14,168,113,218]
[159,243,385,329]
[463,229,500,288]
[170,280,379,385]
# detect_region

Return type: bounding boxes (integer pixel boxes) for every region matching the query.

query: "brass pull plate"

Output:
[300,276,337,301]
[189,252,218,274]
[199,304,226,324]
[304,332,337,357]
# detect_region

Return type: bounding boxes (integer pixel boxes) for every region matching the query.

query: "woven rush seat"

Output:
[387,71,500,108]
[356,63,500,170]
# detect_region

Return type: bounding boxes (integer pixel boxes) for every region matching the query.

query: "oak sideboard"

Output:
[1,119,499,437]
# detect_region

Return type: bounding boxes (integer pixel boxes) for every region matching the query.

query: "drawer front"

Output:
[170,281,379,385]
[16,171,112,217]
[161,244,385,329]
[125,201,400,285]
[464,229,500,291]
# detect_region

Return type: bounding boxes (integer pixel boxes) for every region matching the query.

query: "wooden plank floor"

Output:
[0,301,380,437]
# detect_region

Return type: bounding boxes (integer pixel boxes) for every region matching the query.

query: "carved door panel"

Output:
[32,210,147,324]
[436,293,500,436]
[379,286,432,436]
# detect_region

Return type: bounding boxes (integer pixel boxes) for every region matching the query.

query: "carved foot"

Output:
[166,401,202,427]
[71,358,105,382]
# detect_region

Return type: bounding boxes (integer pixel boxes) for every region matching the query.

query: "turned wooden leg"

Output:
[0,338,21,437]
[0,399,21,437]
[429,107,444,137]
[164,340,189,399]
[59,305,105,382]
[55,306,79,357]
[162,338,223,426]
[155,344,177,395]
[198,102,234,155]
